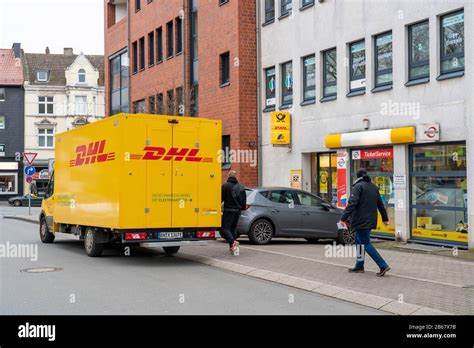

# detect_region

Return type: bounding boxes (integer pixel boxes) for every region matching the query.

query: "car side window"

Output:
[296,192,323,207]
[268,190,294,205]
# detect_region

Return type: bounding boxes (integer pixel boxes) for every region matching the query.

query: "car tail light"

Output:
[197,231,215,239]
[245,204,251,210]
[125,232,147,241]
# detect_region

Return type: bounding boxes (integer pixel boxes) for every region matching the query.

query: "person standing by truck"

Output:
[221,171,247,255]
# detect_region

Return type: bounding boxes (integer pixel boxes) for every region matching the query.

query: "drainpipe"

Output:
[256,0,262,186]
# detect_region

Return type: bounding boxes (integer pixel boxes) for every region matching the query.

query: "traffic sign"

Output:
[25,166,36,176]
[26,176,33,184]
[23,152,38,165]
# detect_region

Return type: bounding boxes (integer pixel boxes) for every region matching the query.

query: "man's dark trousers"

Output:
[221,210,241,246]
[355,229,388,269]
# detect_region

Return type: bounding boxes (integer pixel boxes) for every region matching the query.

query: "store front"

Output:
[0,162,19,200]
[410,142,468,247]
[311,152,338,206]
[351,148,395,239]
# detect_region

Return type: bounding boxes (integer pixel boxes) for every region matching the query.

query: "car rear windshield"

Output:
[246,190,268,204]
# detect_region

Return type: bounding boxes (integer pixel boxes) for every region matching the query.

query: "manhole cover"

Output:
[21,267,62,273]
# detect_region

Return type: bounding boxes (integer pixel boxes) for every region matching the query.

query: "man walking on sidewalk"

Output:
[221,171,247,255]
[340,168,391,277]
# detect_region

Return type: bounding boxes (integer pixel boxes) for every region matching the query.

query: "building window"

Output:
[264,67,276,109]
[191,11,198,85]
[190,85,198,116]
[36,70,49,82]
[166,90,175,115]
[301,0,314,8]
[222,135,231,169]
[408,20,429,81]
[0,144,5,156]
[0,116,5,129]
[312,153,337,205]
[39,96,54,114]
[0,173,17,194]
[281,61,293,106]
[322,48,337,98]
[78,69,86,83]
[132,41,138,73]
[264,0,275,23]
[156,27,163,63]
[148,31,155,66]
[157,93,164,114]
[281,0,292,17]
[0,88,5,101]
[110,50,130,115]
[374,32,393,87]
[440,10,464,75]
[176,87,183,115]
[75,96,87,115]
[133,99,145,113]
[176,17,183,54]
[410,143,467,246]
[167,21,174,58]
[349,40,366,93]
[135,0,141,12]
[302,55,316,102]
[149,95,156,114]
[38,128,54,148]
[219,0,229,5]
[220,52,230,86]
[139,37,145,70]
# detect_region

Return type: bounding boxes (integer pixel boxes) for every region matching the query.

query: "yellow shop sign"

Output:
[271,111,291,145]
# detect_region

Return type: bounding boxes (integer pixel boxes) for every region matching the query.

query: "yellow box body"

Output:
[48,114,222,230]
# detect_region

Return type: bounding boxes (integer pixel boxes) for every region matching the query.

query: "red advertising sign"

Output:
[352,148,393,160]
[336,151,348,208]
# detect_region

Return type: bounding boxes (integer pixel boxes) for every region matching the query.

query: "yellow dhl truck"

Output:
[39,114,222,257]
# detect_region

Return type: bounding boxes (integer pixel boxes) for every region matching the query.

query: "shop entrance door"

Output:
[312,153,338,206]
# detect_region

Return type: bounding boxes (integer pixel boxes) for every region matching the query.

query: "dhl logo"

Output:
[131,147,213,163]
[70,140,115,167]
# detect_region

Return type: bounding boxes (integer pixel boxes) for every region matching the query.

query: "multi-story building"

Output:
[104,0,258,187]
[258,0,473,249]
[23,47,105,193]
[0,43,25,201]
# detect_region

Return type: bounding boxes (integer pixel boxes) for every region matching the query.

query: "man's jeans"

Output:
[355,228,388,270]
[220,210,241,246]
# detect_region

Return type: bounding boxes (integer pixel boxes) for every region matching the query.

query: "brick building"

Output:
[104,0,258,187]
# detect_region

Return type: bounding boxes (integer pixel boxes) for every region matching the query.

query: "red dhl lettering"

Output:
[136,147,213,162]
[70,140,115,167]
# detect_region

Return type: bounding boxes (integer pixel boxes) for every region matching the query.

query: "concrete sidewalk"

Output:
[4,214,473,314]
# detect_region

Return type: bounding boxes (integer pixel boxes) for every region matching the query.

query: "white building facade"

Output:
[23,48,105,193]
[258,0,474,249]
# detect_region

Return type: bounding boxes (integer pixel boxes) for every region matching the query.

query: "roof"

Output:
[23,53,104,86]
[0,48,24,85]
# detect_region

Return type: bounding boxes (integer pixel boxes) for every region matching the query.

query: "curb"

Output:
[179,252,453,316]
[2,215,39,224]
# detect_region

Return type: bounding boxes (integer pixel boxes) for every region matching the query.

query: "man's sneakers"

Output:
[376,265,391,277]
[348,267,365,273]
[229,241,240,256]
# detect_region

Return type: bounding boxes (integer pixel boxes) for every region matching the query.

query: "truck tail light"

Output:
[197,231,215,239]
[125,232,147,241]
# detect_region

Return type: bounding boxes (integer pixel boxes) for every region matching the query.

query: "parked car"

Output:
[8,193,44,207]
[237,187,355,245]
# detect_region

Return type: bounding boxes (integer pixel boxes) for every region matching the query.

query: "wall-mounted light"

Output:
[362,118,370,131]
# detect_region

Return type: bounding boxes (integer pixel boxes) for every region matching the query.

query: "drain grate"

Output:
[21,267,62,273]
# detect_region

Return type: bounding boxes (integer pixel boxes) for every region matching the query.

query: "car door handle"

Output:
[301,212,310,216]
[271,209,280,213]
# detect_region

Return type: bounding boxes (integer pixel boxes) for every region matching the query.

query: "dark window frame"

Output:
[148,31,155,67]
[264,66,276,110]
[374,31,393,88]
[222,135,231,169]
[220,51,230,86]
[148,95,156,114]
[139,37,145,71]
[0,88,5,101]
[167,21,174,59]
[322,48,337,98]
[109,49,130,116]
[408,20,430,82]
[440,9,465,75]
[157,93,164,114]
[135,0,141,12]
[302,54,316,102]
[132,41,138,73]
[281,60,293,107]
[349,39,366,92]
[176,17,183,54]
[156,27,163,63]
[280,0,292,18]
[264,0,275,23]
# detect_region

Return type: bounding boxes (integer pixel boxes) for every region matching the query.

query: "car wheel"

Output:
[163,246,180,255]
[304,238,319,244]
[84,227,104,257]
[248,219,274,245]
[337,227,355,245]
[39,217,55,243]
[14,200,21,207]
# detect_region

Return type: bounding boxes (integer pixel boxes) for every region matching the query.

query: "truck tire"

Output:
[84,227,104,257]
[39,217,55,243]
[248,219,274,245]
[163,246,180,255]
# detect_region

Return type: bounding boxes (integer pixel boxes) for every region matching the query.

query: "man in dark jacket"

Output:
[221,171,247,254]
[340,168,391,277]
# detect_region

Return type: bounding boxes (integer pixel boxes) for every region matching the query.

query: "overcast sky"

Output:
[0,0,104,55]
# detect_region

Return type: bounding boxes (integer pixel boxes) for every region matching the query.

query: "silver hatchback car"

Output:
[237,187,355,245]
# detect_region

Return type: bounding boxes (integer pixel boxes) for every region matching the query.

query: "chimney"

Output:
[45,46,50,54]
[64,47,74,56]
[12,43,21,58]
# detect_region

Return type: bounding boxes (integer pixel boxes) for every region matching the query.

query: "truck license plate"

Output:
[159,232,183,239]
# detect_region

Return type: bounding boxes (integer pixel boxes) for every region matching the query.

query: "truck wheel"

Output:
[84,227,104,257]
[39,217,55,243]
[248,219,274,245]
[337,227,355,245]
[163,246,180,255]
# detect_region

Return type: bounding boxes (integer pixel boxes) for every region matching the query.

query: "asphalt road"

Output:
[0,217,382,315]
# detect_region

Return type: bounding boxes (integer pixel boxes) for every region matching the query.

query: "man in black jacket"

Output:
[221,171,247,254]
[340,168,391,277]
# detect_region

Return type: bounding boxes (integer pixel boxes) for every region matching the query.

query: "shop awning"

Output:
[325,127,415,149]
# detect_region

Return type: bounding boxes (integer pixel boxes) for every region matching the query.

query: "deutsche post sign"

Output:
[271,111,291,145]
